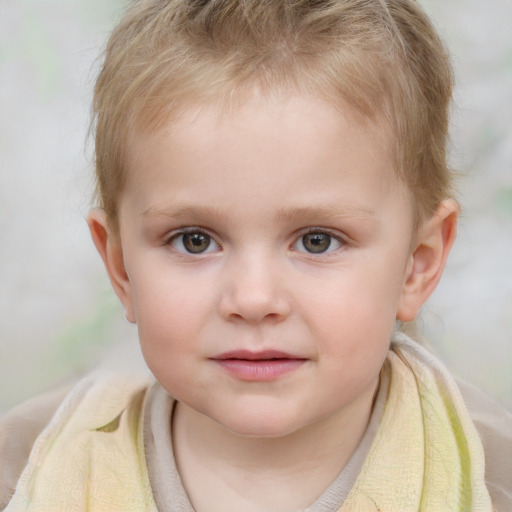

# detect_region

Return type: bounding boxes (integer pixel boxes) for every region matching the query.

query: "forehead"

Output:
[119,93,413,236]
[126,92,395,186]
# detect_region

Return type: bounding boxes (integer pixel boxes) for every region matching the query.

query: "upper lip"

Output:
[211,350,304,360]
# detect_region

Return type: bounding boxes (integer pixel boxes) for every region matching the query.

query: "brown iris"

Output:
[183,232,211,253]
[302,233,331,253]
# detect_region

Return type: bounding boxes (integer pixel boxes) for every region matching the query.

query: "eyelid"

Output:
[297,227,347,242]
[291,227,347,254]
[166,226,221,254]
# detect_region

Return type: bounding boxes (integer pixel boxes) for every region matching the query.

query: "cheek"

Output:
[129,267,214,356]
[301,263,400,373]
[132,280,209,399]
[307,267,399,334]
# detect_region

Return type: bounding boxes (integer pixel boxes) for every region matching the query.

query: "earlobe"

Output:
[397,199,459,322]
[87,209,136,323]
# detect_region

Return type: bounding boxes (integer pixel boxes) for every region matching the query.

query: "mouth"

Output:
[210,350,307,381]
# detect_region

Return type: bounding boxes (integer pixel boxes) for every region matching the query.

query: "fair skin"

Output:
[89,94,458,512]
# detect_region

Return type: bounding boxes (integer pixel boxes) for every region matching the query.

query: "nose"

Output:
[218,251,291,324]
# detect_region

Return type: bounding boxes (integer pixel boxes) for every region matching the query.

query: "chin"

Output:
[213,408,306,439]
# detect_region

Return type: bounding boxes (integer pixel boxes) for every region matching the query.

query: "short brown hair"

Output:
[93,0,454,231]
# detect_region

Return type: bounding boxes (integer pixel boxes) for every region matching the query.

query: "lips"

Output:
[211,350,307,381]
[213,349,301,361]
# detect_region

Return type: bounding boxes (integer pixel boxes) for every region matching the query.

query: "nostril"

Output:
[219,288,291,324]
[228,310,286,324]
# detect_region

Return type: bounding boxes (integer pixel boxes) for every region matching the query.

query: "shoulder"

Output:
[0,384,72,510]
[391,333,512,511]
[0,372,153,511]
[457,378,512,512]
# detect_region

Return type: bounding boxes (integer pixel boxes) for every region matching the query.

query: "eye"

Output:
[169,231,220,254]
[293,231,343,254]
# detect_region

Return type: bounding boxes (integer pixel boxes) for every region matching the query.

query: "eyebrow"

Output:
[275,205,378,223]
[142,204,377,224]
[142,205,229,222]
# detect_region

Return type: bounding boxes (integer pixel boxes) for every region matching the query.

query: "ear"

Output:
[397,199,459,322]
[87,209,136,323]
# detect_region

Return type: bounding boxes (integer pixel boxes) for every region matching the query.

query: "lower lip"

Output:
[212,358,306,381]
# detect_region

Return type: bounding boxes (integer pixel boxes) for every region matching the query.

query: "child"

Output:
[1,0,511,511]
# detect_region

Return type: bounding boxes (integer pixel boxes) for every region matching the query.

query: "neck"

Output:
[172,378,378,512]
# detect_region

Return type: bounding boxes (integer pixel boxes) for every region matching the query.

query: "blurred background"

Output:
[0,0,511,413]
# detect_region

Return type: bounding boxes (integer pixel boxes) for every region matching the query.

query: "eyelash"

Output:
[292,228,345,255]
[165,227,346,256]
[166,227,220,255]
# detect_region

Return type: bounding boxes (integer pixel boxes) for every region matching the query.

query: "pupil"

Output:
[183,233,210,253]
[303,233,331,253]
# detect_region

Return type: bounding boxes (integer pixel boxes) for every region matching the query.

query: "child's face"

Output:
[95,95,435,437]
